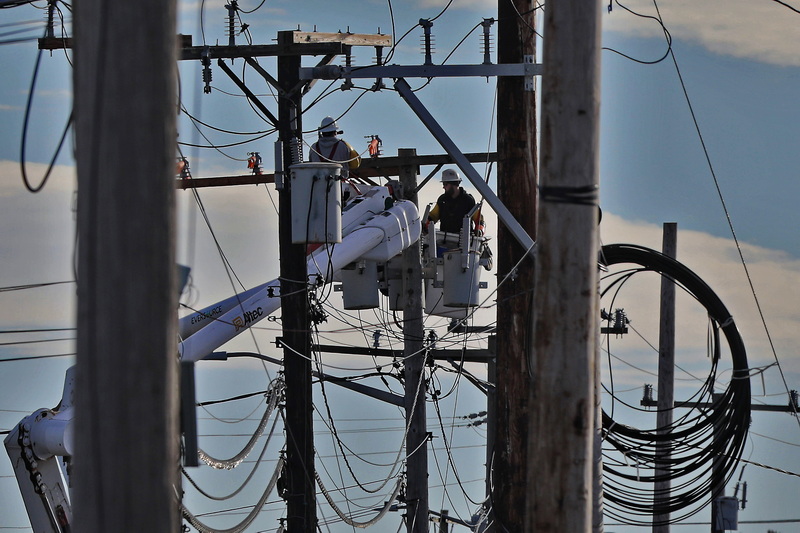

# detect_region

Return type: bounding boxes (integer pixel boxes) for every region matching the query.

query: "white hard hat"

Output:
[441,169,461,183]
[319,116,339,134]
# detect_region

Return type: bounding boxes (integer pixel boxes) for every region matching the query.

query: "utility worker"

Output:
[426,169,485,236]
[309,116,361,179]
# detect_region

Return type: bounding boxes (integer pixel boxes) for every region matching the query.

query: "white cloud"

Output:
[602,0,800,67]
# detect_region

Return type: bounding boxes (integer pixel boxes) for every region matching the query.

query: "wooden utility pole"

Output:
[73,0,179,531]
[654,223,677,532]
[276,31,315,533]
[528,0,602,531]
[492,0,537,530]
[400,149,429,533]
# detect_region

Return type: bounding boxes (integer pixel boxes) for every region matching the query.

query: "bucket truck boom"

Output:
[179,187,420,362]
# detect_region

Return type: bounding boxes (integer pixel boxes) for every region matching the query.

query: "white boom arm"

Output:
[4,367,75,533]
[179,193,420,362]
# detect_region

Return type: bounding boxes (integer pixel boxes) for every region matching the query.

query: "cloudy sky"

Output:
[2,0,800,531]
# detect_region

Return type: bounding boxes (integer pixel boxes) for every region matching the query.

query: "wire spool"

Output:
[598,243,751,526]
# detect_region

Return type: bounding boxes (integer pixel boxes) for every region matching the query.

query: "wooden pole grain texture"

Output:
[528,1,602,531]
[400,149,429,533]
[653,223,677,533]
[492,0,537,529]
[74,0,180,530]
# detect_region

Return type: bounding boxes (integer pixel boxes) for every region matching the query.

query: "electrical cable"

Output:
[651,0,800,433]
[181,456,284,533]
[184,407,281,501]
[603,0,672,65]
[770,0,800,14]
[599,243,750,525]
[19,25,74,193]
[0,280,74,292]
[197,378,284,469]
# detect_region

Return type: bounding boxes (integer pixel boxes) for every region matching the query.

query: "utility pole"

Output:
[528,1,602,531]
[73,0,179,531]
[492,0,537,530]
[654,223,677,532]
[399,149,429,533]
[276,30,315,533]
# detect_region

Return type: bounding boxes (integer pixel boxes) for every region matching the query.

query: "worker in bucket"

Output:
[426,168,485,236]
[425,169,492,269]
[309,116,362,179]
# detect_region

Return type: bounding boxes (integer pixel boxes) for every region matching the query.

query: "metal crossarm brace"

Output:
[216,58,279,127]
[244,57,283,95]
[393,77,536,255]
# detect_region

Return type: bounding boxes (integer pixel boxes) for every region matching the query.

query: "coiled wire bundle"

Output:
[599,244,751,525]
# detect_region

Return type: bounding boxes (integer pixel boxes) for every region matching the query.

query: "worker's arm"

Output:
[346,142,361,170]
[427,203,440,223]
[471,208,485,235]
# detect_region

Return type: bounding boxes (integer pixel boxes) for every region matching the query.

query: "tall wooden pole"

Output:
[528,0,602,531]
[654,222,677,532]
[73,0,179,530]
[277,31,315,533]
[400,149,429,533]
[492,1,537,530]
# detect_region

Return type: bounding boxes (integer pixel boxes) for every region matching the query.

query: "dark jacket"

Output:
[430,188,476,233]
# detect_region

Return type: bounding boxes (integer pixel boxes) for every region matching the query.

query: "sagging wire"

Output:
[652,0,800,431]
[196,378,284,470]
[603,0,672,65]
[20,24,73,193]
[181,456,284,533]
[599,244,750,525]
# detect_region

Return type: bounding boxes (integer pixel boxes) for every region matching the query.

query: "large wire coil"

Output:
[599,244,751,525]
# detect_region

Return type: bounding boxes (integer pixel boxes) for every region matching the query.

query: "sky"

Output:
[2,0,800,532]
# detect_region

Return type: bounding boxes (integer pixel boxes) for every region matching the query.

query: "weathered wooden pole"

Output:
[276,30,315,533]
[73,0,180,530]
[528,0,602,530]
[400,148,429,533]
[654,222,677,532]
[492,0,537,529]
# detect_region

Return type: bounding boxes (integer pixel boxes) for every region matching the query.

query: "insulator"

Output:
[614,308,627,330]
[287,137,302,165]
[224,1,239,46]
[419,18,434,65]
[643,383,654,403]
[44,0,56,39]
[481,18,495,64]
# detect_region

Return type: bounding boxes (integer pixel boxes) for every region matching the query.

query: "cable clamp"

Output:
[539,184,598,206]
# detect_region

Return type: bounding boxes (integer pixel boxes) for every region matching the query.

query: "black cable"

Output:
[0,352,75,362]
[771,0,800,14]
[649,0,798,434]
[602,0,672,65]
[0,280,74,292]
[599,244,750,525]
[181,103,274,136]
[19,26,74,193]
[0,0,37,7]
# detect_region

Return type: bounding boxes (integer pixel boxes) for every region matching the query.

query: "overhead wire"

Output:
[603,0,672,65]
[19,24,73,193]
[770,0,800,14]
[0,280,74,292]
[599,244,751,525]
[650,0,800,432]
